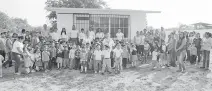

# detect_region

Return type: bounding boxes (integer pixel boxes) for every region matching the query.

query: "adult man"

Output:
[3,32,13,67]
[103,33,115,51]
[41,24,50,38]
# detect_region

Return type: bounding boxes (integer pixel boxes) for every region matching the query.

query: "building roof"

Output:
[192,22,212,26]
[45,7,161,13]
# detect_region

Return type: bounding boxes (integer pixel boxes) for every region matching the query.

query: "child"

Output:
[34,49,42,71]
[101,45,112,75]
[80,45,88,73]
[69,44,76,69]
[56,42,63,69]
[131,44,137,67]
[189,43,198,65]
[42,45,50,72]
[143,41,150,63]
[151,48,160,70]
[122,45,130,69]
[93,44,102,73]
[23,45,33,73]
[159,41,167,68]
[49,42,57,70]
[88,47,95,70]
[74,45,81,70]
[0,54,3,77]
[62,45,69,69]
[113,43,123,74]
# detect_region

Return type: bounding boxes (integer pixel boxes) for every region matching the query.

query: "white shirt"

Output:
[96,32,104,39]
[116,32,124,41]
[69,49,76,58]
[94,50,102,60]
[79,32,86,40]
[83,37,91,44]
[102,50,111,58]
[50,32,59,41]
[12,41,24,54]
[70,30,78,38]
[162,45,166,52]
[89,31,95,40]
[140,36,145,45]
[113,48,123,58]
[103,38,115,50]
[60,34,68,41]
[202,38,212,51]
[134,36,141,45]
[152,51,158,60]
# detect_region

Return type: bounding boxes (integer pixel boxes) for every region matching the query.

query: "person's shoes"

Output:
[176,70,182,72]
[31,70,36,73]
[8,65,13,67]
[101,73,104,75]
[15,72,21,75]
[181,70,186,73]
[205,68,209,70]
[200,67,205,69]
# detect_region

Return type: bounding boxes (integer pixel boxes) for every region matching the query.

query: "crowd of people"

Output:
[0,25,212,78]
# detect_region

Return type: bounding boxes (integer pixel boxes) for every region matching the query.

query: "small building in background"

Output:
[46,8,160,40]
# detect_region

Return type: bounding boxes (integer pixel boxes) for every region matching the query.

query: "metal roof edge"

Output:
[45,7,161,13]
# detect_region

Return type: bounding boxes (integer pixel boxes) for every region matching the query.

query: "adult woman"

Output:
[140,31,145,56]
[83,31,91,45]
[169,32,177,67]
[88,28,95,42]
[200,32,212,70]
[96,28,104,40]
[69,25,78,44]
[78,28,86,46]
[116,29,124,42]
[193,33,202,64]
[176,32,187,72]
[60,28,68,41]
[134,31,141,54]
[11,36,24,75]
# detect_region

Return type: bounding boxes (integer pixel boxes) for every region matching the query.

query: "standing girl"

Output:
[131,44,137,67]
[176,32,187,73]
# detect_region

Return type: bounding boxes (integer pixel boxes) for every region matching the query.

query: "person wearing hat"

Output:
[101,44,112,75]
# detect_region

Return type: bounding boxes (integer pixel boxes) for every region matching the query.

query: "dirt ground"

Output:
[1,61,212,91]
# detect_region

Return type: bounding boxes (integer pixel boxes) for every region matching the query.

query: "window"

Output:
[73,14,129,38]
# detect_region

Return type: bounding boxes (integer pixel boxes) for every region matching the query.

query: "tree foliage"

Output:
[0,11,32,33]
[45,0,108,31]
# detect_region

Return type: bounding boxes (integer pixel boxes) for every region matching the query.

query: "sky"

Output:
[0,0,211,28]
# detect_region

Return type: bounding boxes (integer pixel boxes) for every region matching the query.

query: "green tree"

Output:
[45,0,108,32]
[0,11,13,30]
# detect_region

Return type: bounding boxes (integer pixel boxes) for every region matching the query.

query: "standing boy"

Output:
[113,43,123,74]
[42,45,50,72]
[102,45,112,75]
[93,44,102,73]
